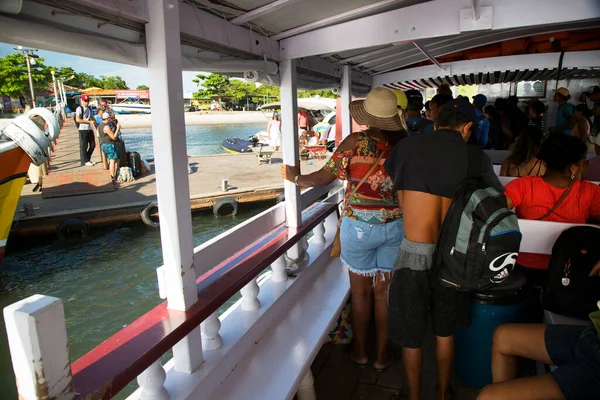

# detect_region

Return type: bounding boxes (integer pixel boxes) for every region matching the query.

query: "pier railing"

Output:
[4,183,343,399]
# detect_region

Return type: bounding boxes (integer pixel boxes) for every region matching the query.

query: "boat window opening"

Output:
[514,80,547,98]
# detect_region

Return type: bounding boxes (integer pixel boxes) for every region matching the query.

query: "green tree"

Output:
[136,85,149,90]
[225,79,256,101]
[297,89,338,99]
[99,75,129,90]
[0,53,51,100]
[193,73,231,107]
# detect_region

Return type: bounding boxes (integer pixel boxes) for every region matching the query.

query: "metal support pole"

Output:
[59,81,67,106]
[412,41,446,71]
[25,55,35,107]
[340,65,352,140]
[472,0,480,21]
[280,59,301,228]
[50,71,59,109]
[147,0,203,373]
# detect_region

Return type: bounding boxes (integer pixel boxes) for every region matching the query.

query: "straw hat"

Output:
[349,87,404,131]
[552,87,570,97]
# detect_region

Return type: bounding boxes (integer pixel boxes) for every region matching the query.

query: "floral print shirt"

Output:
[324,132,402,224]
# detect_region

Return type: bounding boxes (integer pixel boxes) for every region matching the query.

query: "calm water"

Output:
[0,122,271,399]
[121,123,265,159]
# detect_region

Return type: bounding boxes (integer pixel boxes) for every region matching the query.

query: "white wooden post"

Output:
[341,65,352,140]
[3,295,75,400]
[146,0,203,373]
[312,221,326,245]
[280,59,301,229]
[240,278,261,311]
[137,359,168,400]
[296,369,317,400]
[280,59,306,262]
[201,313,223,351]
[271,255,288,283]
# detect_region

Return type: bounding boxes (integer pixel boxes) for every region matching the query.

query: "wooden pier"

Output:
[10,121,327,236]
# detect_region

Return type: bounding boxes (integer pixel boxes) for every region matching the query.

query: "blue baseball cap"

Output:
[442,99,478,124]
[472,94,487,107]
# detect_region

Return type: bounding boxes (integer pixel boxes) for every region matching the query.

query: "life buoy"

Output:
[141,202,160,229]
[57,218,88,242]
[1,116,49,165]
[213,197,239,217]
[25,107,61,141]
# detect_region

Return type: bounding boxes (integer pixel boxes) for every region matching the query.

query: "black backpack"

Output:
[434,146,522,292]
[542,226,600,320]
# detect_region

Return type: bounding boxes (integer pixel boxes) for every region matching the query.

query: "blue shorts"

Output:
[101,143,119,160]
[340,216,403,277]
[546,324,600,399]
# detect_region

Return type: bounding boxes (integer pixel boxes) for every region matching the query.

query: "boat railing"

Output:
[4,183,343,399]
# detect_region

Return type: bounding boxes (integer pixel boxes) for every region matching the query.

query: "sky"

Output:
[0,42,203,94]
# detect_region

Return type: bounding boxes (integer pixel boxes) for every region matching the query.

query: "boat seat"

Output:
[210,258,349,400]
[252,145,275,165]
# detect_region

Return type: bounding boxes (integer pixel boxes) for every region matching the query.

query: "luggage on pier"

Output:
[116,140,128,168]
[128,151,142,178]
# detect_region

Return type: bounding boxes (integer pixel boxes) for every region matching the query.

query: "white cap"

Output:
[102,112,111,119]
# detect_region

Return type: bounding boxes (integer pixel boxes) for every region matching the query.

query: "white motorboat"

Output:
[111,99,151,114]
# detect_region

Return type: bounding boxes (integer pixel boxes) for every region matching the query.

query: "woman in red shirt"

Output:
[505,135,600,288]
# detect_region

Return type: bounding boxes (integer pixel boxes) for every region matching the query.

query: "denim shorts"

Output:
[340,216,404,277]
[546,324,600,399]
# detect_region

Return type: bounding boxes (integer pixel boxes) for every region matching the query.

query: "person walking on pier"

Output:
[76,95,96,166]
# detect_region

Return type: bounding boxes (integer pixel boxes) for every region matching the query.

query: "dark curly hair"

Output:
[537,134,587,173]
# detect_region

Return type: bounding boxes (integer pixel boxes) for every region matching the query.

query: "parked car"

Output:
[185,105,196,112]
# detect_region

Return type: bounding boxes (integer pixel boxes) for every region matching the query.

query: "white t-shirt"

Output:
[76,106,92,131]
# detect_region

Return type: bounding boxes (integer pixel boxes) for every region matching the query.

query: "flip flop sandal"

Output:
[343,347,368,368]
[373,350,401,373]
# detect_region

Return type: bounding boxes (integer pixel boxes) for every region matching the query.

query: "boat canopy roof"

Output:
[2,1,599,93]
[259,99,335,112]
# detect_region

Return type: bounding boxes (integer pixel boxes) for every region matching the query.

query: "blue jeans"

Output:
[340,216,404,277]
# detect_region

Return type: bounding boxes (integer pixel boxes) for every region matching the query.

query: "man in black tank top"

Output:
[98,112,120,179]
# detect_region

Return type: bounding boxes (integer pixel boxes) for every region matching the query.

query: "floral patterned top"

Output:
[324,132,402,224]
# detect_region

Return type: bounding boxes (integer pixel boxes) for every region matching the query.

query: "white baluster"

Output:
[296,369,316,400]
[137,359,168,400]
[201,312,223,350]
[312,221,326,245]
[240,278,261,311]
[271,255,288,283]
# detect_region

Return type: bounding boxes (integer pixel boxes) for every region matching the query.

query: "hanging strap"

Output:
[537,180,574,221]
[338,150,385,222]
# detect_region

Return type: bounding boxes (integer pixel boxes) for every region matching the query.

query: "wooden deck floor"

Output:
[12,121,327,234]
[312,325,481,400]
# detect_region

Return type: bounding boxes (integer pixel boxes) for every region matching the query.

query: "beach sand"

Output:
[118,111,268,128]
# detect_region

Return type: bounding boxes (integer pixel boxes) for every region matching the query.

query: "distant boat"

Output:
[0,108,60,267]
[221,137,259,154]
[112,98,151,114]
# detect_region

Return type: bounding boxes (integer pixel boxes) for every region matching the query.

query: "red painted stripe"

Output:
[71,202,337,399]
